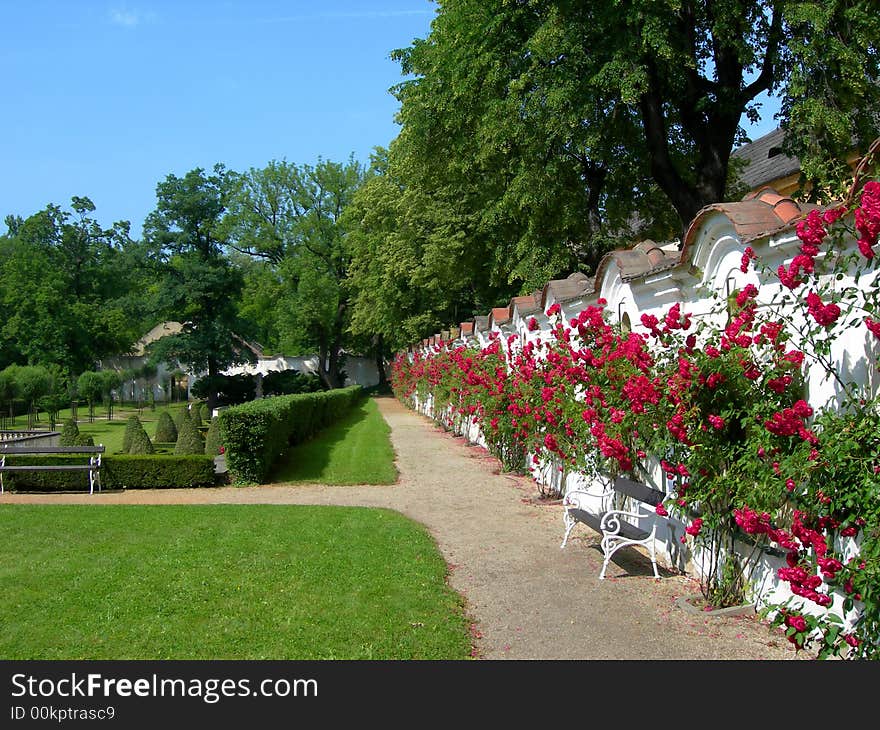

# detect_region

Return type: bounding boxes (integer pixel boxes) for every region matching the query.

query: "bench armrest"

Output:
[599,505,657,534]
[562,486,612,509]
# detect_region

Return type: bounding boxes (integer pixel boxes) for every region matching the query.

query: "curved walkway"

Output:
[1,397,802,660]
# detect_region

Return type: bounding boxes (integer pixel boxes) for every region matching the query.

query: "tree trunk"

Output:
[206,356,219,412]
[373,334,388,388]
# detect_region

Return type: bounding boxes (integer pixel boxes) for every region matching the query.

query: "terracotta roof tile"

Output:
[540,272,595,309]
[490,307,510,326]
[510,293,541,317]
[681,188,823,253]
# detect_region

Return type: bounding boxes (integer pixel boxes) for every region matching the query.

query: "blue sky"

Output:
[1,1,780,240]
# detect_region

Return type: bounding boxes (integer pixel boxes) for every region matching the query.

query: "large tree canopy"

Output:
[0,197,144,375]
[388,0,880,263]
[222,157,368,388]
[143,164,251,409]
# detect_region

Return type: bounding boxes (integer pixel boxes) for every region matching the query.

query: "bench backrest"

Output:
[613,476,665,507]
[0,445,105,455]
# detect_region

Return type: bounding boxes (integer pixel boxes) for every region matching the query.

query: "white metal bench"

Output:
[0,445,105,495]
[561,475,667,579]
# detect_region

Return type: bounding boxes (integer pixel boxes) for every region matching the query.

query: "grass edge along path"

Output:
[0,504,471,660]
[269,396,398,485]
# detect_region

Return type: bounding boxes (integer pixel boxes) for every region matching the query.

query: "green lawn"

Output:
[0,504,471,660]
[11,402,192,454]
[270,396,398,485]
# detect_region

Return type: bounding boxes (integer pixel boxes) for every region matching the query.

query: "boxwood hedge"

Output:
[218,385,364,484]
[0,454,216,491]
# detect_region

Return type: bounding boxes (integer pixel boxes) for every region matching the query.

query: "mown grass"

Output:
[0,504,471,660]
[11,402,192,454]
[270,397,398,485]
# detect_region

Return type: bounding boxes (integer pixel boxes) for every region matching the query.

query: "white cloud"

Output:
[109,6,156,28]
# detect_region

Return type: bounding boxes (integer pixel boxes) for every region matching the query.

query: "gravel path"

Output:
[1,396,803,660]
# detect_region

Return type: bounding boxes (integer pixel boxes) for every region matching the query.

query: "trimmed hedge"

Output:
[128,425,155,455]
[0,454,216,491]
[204,417,222,456]
[103,455,214,489]
[174,409,204,455]
[58,419,80,446]
[218,385,364,484]
[154,411,178,442]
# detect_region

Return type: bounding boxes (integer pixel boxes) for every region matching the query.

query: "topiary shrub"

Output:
[74,434,95,447]
[154,410,177,443]
[58,418,80,446]
[174,408,204,455]
[190,403,203,428]
[128,422,155,455]
[204,416,222,456]
[122,415,141,454]
[200,402,211,422]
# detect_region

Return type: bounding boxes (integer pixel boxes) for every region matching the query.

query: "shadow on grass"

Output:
[269,398,396,485]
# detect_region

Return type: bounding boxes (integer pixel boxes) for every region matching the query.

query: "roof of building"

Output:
[730,128,802,192]
[681,187,823,252]
[489,307,511,327]
[539,272,595,310]
[130,321,185,357]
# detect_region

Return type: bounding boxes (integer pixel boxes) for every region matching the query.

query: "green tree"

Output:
[36,365,69,431]
[99,370,122,420]
[144,165,252,411]
[0,198,146,374]
[223,157,368,388]
[76,371,104,423]
[11,364,51,429]
[0,366,15,427]
[389,0,880,255]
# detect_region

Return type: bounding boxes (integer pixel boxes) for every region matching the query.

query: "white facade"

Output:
[404,188,875,627]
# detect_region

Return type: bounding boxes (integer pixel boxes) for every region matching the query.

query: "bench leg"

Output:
[599,553,610,580]
[560,511,576,549]
[599,536,661,580]
[650,539,660,580]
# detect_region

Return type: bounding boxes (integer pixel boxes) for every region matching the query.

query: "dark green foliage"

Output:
[74,434,95,447]
[199,402,211,422]
[1,454,215,490]
[154,410,177,442]
[190,374,255,406]
[143,165,252,411]
[103,455,214,489]
[189,404,202,428]
[0,454,98,491]
[128,424,155,455]
[218,385,364,484]
[262,369,325,397]
[174,408,204,455]
[204,417,222,456]
[122,415,141,454]
[58,418,80,446]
